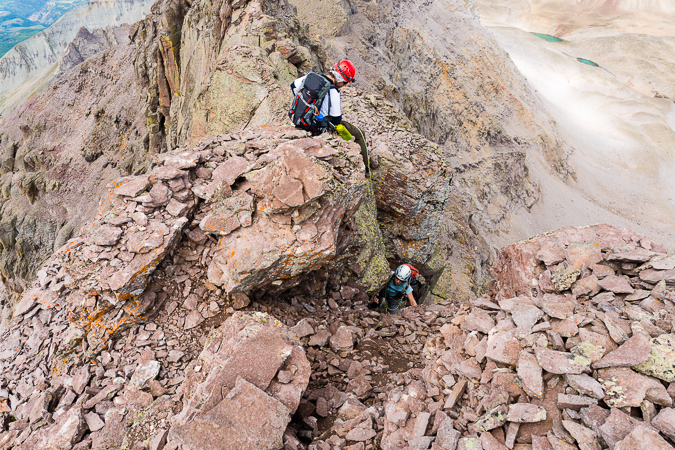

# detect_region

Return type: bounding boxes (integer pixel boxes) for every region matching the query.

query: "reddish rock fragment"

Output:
[486,331,520,366]
[614,425,674,450]
[564,375,604,399]
[517,350,544,398]
[562,420,601,450]
[532,434,554,450]
[462,311,496,334]
[507,404,547,423]
[598,408,641,450]
[652,408,675,440]
[597,275,634,294]
[329,326,354,353]
[592,332,651,369]
[597,368,672,408]
[540,294,576,320]
[534,348,591,374]
[169,377,291,450]
[481,432,508,450]
[557,394,598,410]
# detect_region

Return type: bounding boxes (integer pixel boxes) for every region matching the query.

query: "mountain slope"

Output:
[477,0,675,248]
[0,0,153,115]
[0,0,87,57]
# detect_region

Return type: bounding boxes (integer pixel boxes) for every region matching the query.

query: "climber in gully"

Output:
[373,264,419,314]
[289,59,371,175]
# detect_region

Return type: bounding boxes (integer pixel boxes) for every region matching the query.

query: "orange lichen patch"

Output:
[96,179,124,217]
[40,294,58,309]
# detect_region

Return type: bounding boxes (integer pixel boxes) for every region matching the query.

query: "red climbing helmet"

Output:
[334,59,356,83]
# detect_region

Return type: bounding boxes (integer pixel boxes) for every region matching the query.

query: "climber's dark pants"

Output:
[341,121,369,172]
[378,296,404,315]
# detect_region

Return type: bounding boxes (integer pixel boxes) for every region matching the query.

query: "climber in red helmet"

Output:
[289,60,371,175]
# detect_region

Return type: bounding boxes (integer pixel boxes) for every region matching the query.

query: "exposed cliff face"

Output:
[0,0,455,318]
[0,0,567,310]
[0,0,324,322]
[0,0,154,116]
[147,0,325,148]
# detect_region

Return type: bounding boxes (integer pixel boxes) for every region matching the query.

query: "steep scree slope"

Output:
[4,215,675,449]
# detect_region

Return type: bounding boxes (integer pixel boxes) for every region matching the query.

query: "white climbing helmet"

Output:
[395,264,411,282]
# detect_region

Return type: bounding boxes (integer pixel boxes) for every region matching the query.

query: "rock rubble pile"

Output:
[0,125,371,449]
[366,224,675,450]
[0,89,462,449]
[269,224,675,450]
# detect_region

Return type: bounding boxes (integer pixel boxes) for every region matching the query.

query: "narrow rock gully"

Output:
[131,227,455,449]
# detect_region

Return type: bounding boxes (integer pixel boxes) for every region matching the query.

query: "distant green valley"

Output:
[0,0,86,57]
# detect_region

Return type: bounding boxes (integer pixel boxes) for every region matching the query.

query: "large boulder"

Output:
[167,312,310,447]
[204,134,372,294]
[170,377,292,450]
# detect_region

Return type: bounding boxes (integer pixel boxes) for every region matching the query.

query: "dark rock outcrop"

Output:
[58,25,132,77]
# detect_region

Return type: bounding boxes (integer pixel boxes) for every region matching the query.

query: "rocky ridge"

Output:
[57,24,133,78]
[0,0,562,314]
[305,224,675,450]
[291,0,572,298]
[1,1,675,448]
[0,0,329,316]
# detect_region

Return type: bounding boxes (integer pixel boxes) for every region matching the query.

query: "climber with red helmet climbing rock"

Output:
[289,60,371,175]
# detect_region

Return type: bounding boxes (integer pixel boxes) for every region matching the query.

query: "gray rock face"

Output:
[131,360,161,389]
[58,25,132,78]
